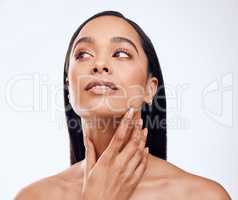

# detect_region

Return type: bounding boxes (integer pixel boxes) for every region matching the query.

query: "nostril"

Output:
[92,67,109,73]
[103,67,108,72]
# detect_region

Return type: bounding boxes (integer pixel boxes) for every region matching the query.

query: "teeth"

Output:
[94,85,111,90]
[88,84,117,94]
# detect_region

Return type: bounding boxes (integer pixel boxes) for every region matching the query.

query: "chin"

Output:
[74,103,127,119]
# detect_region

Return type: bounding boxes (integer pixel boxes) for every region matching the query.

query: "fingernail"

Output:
[127,107,134,119]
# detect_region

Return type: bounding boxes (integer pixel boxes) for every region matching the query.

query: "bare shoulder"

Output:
[148,155,231,200]
[183,172,232,200]
[14,162,84,200]
[14,174,65,200]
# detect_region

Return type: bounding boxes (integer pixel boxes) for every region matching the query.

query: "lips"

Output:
[85,80,119,91]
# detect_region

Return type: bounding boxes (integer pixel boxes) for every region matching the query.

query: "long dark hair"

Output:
[63,10,167,165]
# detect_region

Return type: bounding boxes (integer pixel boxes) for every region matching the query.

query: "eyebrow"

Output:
[72,36,139,55]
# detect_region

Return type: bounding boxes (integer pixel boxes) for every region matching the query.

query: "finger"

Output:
[116,118,143,165]
[124,148,144,176]
[120,109,142,151]
[138,128,148,150]
[114,112,145,165]
[130,118,143,141]
[124,109,141,144]
[131,147,149,183]
[130,108,141,128]
[106,107,135,156]
[116,134,141,167]
[84,134,96,176]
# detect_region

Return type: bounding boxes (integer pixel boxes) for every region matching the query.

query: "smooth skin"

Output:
[81,108,149,200]
[15,16,231,200]
[15,109,231,200]
[15,109,149,200]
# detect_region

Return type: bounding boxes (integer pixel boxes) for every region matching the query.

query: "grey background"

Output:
[0,0,237,199]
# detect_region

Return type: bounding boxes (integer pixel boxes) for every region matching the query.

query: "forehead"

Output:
[75,16,141,45]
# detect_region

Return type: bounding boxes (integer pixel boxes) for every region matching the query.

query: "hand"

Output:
[81,108,149,200]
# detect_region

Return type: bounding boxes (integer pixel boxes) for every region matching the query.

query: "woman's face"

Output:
[68,16,158,118]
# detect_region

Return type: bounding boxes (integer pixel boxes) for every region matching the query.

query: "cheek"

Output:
[114,66,147,106]
[126,83,146,107]
[67,64,87,106]
[115,60,147,91]
[68,61,88,90]
[68,68,80,96]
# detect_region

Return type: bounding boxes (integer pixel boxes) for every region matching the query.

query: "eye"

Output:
[113,48,131,58]
[75,51,92,60]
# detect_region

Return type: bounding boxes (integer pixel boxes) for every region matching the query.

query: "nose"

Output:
[91,66,111,74]
[90,58,112,75]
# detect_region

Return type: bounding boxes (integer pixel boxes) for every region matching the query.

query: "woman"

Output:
[15,10,231,200]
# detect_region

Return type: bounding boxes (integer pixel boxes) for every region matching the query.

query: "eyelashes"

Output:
[113,48,132,58]
[74,51,92,60]
[74,48,132,61]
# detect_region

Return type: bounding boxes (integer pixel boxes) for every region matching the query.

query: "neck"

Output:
[81,110,141,160]
[81,115,122,160]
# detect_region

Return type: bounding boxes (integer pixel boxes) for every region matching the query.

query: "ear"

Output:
[144,76,158,105]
